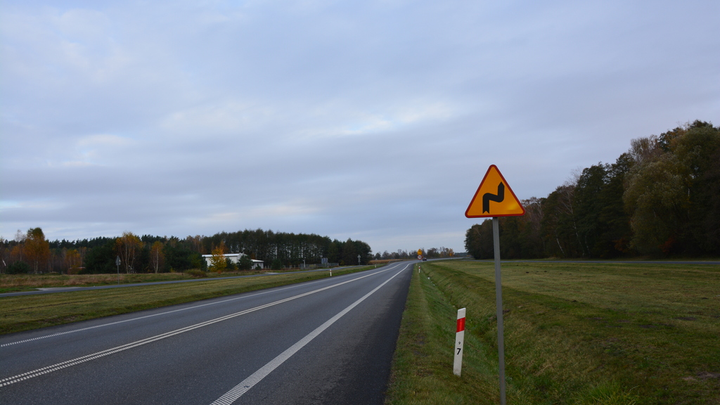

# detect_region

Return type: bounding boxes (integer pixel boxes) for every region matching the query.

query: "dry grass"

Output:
[0,268,344,293]
[0,271,271,292]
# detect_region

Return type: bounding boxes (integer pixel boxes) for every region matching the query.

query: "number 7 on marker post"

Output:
[454,308,466,376]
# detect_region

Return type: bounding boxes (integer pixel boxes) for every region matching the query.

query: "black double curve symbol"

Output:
[482,182,505,213]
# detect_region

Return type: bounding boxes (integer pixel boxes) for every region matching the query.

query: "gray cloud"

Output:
[2,0,719,253]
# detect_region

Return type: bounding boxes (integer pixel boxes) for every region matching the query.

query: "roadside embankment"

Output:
[385,260,720,404]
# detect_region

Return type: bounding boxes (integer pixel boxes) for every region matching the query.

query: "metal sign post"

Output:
[493,217,506,404]
[466,164,524,405]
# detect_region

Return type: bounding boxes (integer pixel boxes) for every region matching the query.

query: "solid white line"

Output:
[1,264,404,348]
[209,264,410,405]
[0,266,401,388]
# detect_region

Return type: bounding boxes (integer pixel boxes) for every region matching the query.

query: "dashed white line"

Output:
[1,265,403,348]
[0,267,398,388]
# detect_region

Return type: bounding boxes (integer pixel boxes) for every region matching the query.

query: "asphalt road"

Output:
[0,261,413,404]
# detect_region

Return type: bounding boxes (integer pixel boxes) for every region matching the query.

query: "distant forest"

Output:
[0,228,372,274]
[466,120,720,259]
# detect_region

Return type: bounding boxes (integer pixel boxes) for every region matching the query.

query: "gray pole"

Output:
[115,256,121,285]
[493,217,506,404]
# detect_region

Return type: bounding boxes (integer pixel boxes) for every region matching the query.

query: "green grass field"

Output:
[385,260,720,405]
[0,267,374,335]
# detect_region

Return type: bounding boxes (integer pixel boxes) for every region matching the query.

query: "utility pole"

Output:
[115,256,121,284]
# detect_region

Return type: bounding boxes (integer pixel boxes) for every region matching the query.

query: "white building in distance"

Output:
[201,253,264,269]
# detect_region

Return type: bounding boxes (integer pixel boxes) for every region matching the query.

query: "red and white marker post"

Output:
[454,307,466,376]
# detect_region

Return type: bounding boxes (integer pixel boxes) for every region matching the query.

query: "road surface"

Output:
[0,262,413,404]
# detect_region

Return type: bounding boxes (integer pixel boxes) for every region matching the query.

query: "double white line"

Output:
[0,265,405,388]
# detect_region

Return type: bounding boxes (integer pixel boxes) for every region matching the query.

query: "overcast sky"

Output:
[1,0,719,254]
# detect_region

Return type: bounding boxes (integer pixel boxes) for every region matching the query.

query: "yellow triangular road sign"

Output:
[465,165,525,218]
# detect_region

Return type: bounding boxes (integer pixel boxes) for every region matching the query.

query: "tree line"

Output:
[372,247,455,260]
[0,228,372,274]
[465,120,720,259]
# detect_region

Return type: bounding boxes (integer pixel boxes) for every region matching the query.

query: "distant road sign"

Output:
[465,165,525,218]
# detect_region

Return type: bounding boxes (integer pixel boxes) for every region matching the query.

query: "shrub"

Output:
[184,269,207,278]
[7,261,31,274]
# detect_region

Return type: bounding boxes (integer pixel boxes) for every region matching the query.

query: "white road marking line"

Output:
[209,264,410,405]
[0,267,400,388]
[2,290,275,348]
[1,265,403,348]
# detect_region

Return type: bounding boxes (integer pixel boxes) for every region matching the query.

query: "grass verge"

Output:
[385,260,720,405]
[0,266,378,335]
[0,269,338,293]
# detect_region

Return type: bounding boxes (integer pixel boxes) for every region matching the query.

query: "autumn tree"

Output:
[209,242,228,272]
[10,244,24,265]
[622,121,720,255]
[150,241,165,273]
[116,232,143,273]
[25,227,51,273]
[65,249,82,274]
